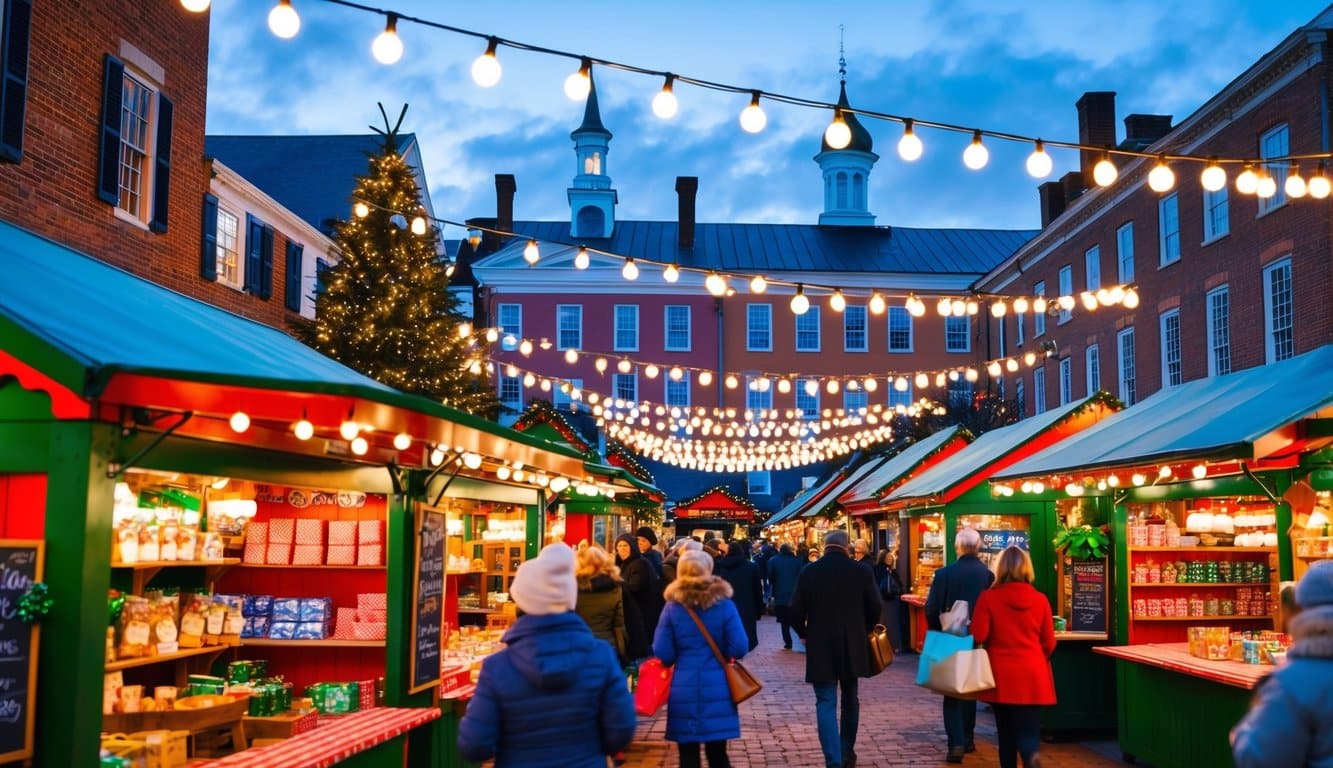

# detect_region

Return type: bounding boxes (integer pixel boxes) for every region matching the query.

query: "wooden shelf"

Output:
[1131,546,1275,553]
[1132,616,1273,622]
[446,569,485,575]
[457,607,497,615]
[1129,582,1270,588]
[106,645,227,672]
[112,558,240,595]
[1297,554,1333,560]
[239,639,385,648]
[234,563,386,570]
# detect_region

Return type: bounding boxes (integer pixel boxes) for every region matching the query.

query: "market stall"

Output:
[0,222,591,767]
[670,486,758,541]
[992,344,1333,768]
[798,452,895,544]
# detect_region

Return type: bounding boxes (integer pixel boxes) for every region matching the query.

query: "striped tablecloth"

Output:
[196,707,440,767]
[1094,642,1275,690]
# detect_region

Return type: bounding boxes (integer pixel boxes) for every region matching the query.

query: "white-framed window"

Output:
[1203,187,1229,242]
[844,389,868,415]
[1058,357,1072,405]
[945,316,970,352]
[117,71,155,222]
[1015,378,1026,419]
[998,316,1007,357]
[553,378,582,408]
[795,379,819,419]
[498,303,522,351]
[499,375,522,411]
[1118,327,1137,406]
[1086,344,1101,397]
[614,304,639,351]
[1259,123,1289,215]
[844,306,868,352]
[1263,257,1294,363]
[1116,222,1135,283]
[888,381,913,411]
[796,307,821,352]
[1033,281,1046,336]
[746,304,772,351]
[1206,286,1231,377]
[995,377,1005,399]
[1160,309,1182,387]
[614,371,638,402]
[1159,192,1181,266]
[665,305,691,351]
[1032,367,1047,414]
[1057,267,1073,324]
[1085,246,1101,291]
[747,471,772,496]
[948,378,973,408]
[665,374,691,408]
[887,307,912,352]
[746,375,773,412]
[215,207,241,287]
[1016,312,1025,346]
[556,304,582,349]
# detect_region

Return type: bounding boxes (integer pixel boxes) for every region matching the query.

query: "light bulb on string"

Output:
[622,258,639,280]
[593,357,608,373]
[869,292,886,315]
[824,109,851,150]
[1093,152,1118,186]
[617,358,633,374]
[698,371,713,387]
[1200,158,1226,192]
[523,239,540,265]
[1311,162,1332,199]
[1256,173,1277,198]
[790,285,810,315]
[1147,155,1175,192]
[652,74,679,119]
[410,216,426,235]
[393,433,411,451]
[705,272,727,297]
[1013,297,1029,314]
[229,411,250,433]
[353,201,369,218]
[371,14,403,65]
[749,275,768,294]
[1026,139,1052,178]
[987,361,1002,377]
[485,327,499,343]
[564,348,578,364]
[574,247,590,269]
[268,0,300,39]
[725,374,739,390]
[518,339,533,356]
[471,37,502,87]
[936,297,952,317]
[1284,163,1307,198]
[897,119,923,162]
[564,57,592,101]
[1123,288,1140,309]
[828,289,846,313]
[339,419,359,441]
[915,372,929,389]
[351,436,369,456]
[962,130,989,170]
[1235,164,1259,195]
[293,417,314,441]
[181,0,211,10]
[739,91,767,134]
[663,263,680,283]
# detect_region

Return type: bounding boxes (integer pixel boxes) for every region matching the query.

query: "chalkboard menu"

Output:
[1070,558,1109,633]
[0,541,42,764]
[410,508,445,694]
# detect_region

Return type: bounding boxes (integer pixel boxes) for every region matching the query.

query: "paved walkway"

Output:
[621,616,1125,767]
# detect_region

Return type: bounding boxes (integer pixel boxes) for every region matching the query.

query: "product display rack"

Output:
[112,557,240,596]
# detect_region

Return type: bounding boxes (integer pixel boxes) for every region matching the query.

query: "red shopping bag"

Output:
[633,658,674,716]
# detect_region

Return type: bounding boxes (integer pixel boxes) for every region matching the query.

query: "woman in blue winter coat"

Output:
[458,543,636,767]
[653,549,749,768]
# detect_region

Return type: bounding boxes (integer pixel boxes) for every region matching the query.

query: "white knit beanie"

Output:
[509,543,578,616]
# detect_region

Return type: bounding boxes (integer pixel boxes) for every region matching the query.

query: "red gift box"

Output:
[265,542,292,565]
[245,521,269,545]
[268,518,295,544]
[325,545,357,565]
[328,520,358,547]
[243,541,267,564]
[332,607,357,639]
[291,545,324,565]
[357,593,387,613]
[295,518,325,546]
[356,544,383,566]
[353,621,386,640]
[357,519,383,545]
[357,609,386,624]
[356,679,376,710]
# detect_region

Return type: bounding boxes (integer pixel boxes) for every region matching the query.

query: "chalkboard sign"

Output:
[410,507,446,694]
[1070,558,1109,633]
[0,541,42,764]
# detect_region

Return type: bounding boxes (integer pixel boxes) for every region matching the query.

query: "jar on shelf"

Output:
[1174,597,1189,616]
[1176,561,1189,583]
[1133,598,1148,618]
[1204,597,1221,616]
[1162,562,1178,583]
[1205,561,1221,583]
[1220,599,1235,616]
[1218,561,1233,583]
[1148,524,1166,547]
[1148,598,1163,617]
[1165,521,1182,547]
[1162,598,1177,617]
[1189,594,1205,617]
[1133,562,1150,583]
[1147,560,1161,583]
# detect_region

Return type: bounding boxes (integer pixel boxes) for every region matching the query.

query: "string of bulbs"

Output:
[183,0,1333,198]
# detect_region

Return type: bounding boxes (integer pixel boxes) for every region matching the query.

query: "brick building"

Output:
[974,7,1333,414]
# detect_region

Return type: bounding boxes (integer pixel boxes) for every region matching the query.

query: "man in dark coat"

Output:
[615,532,663,646]
[767,544,804,649]
[790,530,882,768]
[714,540,764,650]
[636,526,664,577]
[924,527,996,763]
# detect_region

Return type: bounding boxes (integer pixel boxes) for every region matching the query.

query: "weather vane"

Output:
[838,24,846,83]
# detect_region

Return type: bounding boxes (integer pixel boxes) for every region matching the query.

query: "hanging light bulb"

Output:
[339,419,359,440]
[824,109,852,150]
[521,239,540,266]
[1200,158,1226,192]
[293,417,314,441]
[471,37,502,87]
[1123,288,1140,309]
[505,363,519,378]
[962,130,989,170]
[790,285,810,315]
[669,366,684,381]
[749,275,768,294]
[1013,297,1029,314]
[409,215,427,235]
[229,411,250,433]
[466,228,482,248]
[725,374,739,390]
[351,436,369,455]
[1311,162,1332,199]
[826,379,840,394]
[950,299,966,317]
[1256,172,1277,199]
[1284,163,1307,198]
[915,372,929,389]
[698,371,713,387]
[904,294,923,317]
[393,433,411,451]
[622,258,639,280]
[1147,155,1175,192]
[663,263,680,283]
[863,378,878,393]
[564,57,592,101]
[987,360,1002,377]
[462,452,483,470]
[523,372,536,387]
[1005,358,1019,372]
[1235,164,1259,195]
[485,327,499,343]
[651,74,679,119]
[353,201,370,218]
[518,339,533,356]
[1026,139,1052,178]
[267,0,300,39]
[593,357,608,374]
[739,91,767,134]
[645,364,660,379]
[869,291,887,316]
[828,289,846,313]
[617,358,633,374]
[1093,152,1118,187]
[371,14,403,65]
[705,272,727,296]
[181,0,211,11]
[896,118,924,162]
[936,297,952,317]
[574,247,590,269]
[563,348,578,364]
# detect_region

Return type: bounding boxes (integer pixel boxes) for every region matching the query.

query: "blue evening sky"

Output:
[206,1,1329,236]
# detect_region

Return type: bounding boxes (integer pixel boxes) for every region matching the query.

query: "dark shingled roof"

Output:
[503,220,1036,275]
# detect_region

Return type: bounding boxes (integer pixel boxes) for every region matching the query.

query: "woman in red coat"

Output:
[971,545,1056,768]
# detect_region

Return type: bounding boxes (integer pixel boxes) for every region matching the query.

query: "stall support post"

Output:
[524,503,541,560]
[1111,500,1131,645]
[37,421,116,768]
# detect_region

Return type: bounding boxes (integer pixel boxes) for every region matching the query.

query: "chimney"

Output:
[1060,171,1085,207]
[676,176,698,249]
[1076,91,1116,188]
[1039,181,1066,228]
[495,174,516,233]
[1123,114,1174,148]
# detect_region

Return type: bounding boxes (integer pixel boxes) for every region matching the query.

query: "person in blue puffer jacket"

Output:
[653,549,750,768]
[458,543,635,767]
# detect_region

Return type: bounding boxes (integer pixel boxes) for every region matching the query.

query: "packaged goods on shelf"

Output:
[329,520,358,546]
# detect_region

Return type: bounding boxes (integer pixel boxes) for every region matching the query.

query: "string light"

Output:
[1092,152,1118,186]
[622,258,640,280]
[471,37,502,87]
[371,14,404,65]
[868,291,886,315]
[739,91,767,134]
[293,416,315,441]
[790,285,810,315]
[663,263,681,283]
[652,74,679,119]
[267,0,300,39]
[828,289,846,312]
[351,436,369,455]
[1256,172,1277,198]
[1284,163,1307,198]
[523,239,540,265]
[1147,155,1175,193]
[897,119,924,162]
[180,0,211,11]
[749,275,768,294]
[229,412,250,433]
[1200,158,1226,192]
[410,215,427,235]
[339,418,359,441]
[574,246,590,269]
[824,109,852,150]
[1026,139,1053,179]
[564,57,592,101]
[962,130,989,170]
[705,272,728,297]
[1235,164,1259,195]
[1311,162,1332,199]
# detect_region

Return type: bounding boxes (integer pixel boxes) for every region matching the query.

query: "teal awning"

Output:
[801,453,894,518]
[764,485,820,527]
[839,426,969,507]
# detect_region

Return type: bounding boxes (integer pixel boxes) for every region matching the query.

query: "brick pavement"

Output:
[620,616,1126,767]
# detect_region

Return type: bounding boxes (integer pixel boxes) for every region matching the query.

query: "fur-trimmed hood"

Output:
[664,576,733,610]
[577,572,621,592]
[1289,604,1333,660]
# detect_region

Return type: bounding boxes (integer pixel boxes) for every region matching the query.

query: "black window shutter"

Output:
[244,214,263,293]
[149,93,173,233]
[97,55,124,205]
[259,224,275,300]
[200,194,218,280]
[0,0,33,163]
[284,241,304,311]
[315,257,329,297]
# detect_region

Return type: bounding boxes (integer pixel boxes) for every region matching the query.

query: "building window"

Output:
[1160,309,1182,387]
[1086,344,1101,397]
[844,389,868,415]
[98,53,172,231]
[948,378,973,408]
[746,304,772,351]
[836,172,848,208]
[998,316,1007,357]
[796,379,819,419]
[1203,187,1229,242]
[553,378,582,409]
[1118,327,1136,406]
[1206,286,1231,376]
[117,72,154,221]
[945,316,970,352]
[1085,246,1101,291]
[1016,312,1025,347]
[1263,258,1294,362]
[1015,379,1026,419]
[215,207,240,287]
[747,471,771,496]
[614,371,638,402]
[1033,368,1047,414]
[796,307,821,352]
[1116,222,1134,283]
[1159,192,1181,266]
[844,306,867,352]
[499,375,522,411]
[746,376,773,412]
[665,374,690,408]
[557,304,582,349]
[1057,267,1072,324]
[665,305,691,351]
[498,303,521,351]
[1259,124,1289,214]
[1058,358,1072,405]
[1033,281,1046,336]
[887,307,912,352]
[614,304,639,351]
[888,381,913,411]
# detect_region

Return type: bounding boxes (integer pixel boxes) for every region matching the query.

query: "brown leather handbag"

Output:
[868,623,895,675]
[683,604,763,705]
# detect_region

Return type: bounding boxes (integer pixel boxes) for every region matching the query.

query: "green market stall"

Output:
[799,452,895,544]
[670,486,758,541]
[993,345,1333,768]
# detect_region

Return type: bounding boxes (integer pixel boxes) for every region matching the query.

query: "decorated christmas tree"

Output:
[294,105,499,418]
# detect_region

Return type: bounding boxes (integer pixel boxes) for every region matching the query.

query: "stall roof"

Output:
[839,426,971,510]
[0,220,588,475]
[884,393,1119,509]
[763,453,871,527]
[994,345,1333,480]
[764,485,820,528]
[800,453,895,518]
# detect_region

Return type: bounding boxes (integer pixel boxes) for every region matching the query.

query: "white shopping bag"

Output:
[941,599,971,636]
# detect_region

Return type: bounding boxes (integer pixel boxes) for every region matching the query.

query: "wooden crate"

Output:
[241,711,317,744]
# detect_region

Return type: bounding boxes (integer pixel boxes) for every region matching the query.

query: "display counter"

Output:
[901,593,928,652]
[1095,643,1273,767]
[196,707,440,767]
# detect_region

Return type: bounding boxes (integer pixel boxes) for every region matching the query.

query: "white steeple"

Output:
[568,71,617,238]
[815,41,878,226]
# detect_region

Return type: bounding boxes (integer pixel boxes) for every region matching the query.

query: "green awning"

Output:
[839,425,969,507]
[801,453,894,518]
